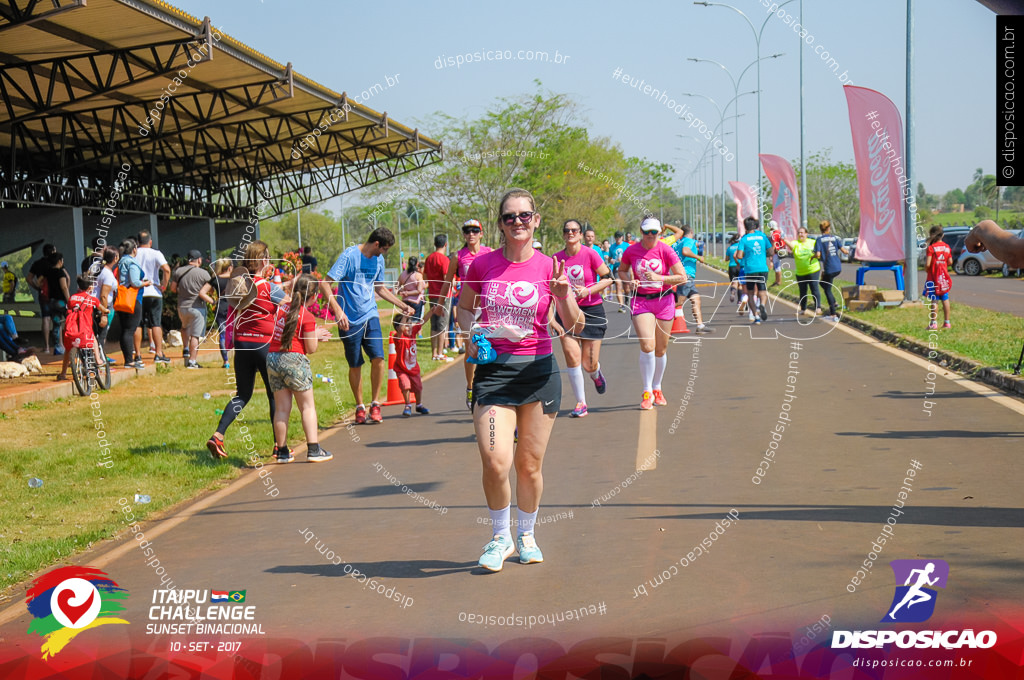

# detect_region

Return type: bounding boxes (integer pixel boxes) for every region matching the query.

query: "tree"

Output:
[942,188,966,211]
[795,149,860,237]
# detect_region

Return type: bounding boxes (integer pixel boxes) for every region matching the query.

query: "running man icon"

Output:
[882,559,949,623]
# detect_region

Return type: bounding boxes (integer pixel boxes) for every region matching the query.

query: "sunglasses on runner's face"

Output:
[500,211,537,225]
[462,227,482,234]
[563,228,580,235]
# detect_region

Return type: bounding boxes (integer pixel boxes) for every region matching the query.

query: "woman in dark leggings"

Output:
[115,239,151,367]
[206,240,285,459]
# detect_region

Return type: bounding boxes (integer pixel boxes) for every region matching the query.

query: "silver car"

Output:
[956,229,1023,276]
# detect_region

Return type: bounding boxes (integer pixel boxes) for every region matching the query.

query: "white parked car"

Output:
[956,229,1023,276]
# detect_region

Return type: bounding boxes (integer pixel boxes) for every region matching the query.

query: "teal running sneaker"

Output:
[478,534,515,572]
[517,532,544,564]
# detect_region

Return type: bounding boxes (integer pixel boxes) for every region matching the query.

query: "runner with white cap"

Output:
[440,219,493,411]
[619,216,687,410]
[551,219,613,418]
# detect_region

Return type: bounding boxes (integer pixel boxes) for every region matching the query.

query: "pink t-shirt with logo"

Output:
[621,241,681,293]
[553,246,605,307]
[457,246,493,280]
[465,249,553,357]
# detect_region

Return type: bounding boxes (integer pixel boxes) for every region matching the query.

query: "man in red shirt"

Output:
[423,234,451,362]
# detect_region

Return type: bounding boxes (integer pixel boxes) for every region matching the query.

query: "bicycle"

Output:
[69,343,111,396]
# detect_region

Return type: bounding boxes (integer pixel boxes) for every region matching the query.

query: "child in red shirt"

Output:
[266,274,332,463]
[392,313,430,417]
[924,226,953,330]
[57,275,106,381]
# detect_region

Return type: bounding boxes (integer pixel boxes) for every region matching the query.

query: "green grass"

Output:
[0,324,447,593]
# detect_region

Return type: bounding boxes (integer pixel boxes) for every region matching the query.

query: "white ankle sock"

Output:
[517,508,538,536]
[489,505,512,541]
[587,362,601,379]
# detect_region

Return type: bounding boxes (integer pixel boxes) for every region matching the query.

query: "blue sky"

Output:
[171,0,995,206]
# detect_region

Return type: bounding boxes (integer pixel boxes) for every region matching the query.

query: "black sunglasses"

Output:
[500,211,537,225]
[462,227,482,234]
[563,228,580,235]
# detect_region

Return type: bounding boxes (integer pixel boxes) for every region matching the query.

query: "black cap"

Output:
[187,249,203,261]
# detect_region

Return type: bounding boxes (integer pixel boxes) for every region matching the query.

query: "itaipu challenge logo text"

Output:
[26,566,129,659]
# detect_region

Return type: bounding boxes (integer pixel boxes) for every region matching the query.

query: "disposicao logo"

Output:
[832,559,997,650]
[882,559,948,623]
[26,566,129,659]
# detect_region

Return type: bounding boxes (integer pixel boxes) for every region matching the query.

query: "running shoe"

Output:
[206,436,227,459]
[927,322,938,331]
[478,534,515,572]
[354,405,367,425]
[457,346,466,355]
[517,532,544,564]
[223,361,230,369]
[54,346,64,356]
[402,405,412,417]
[748,313,756,323]
[106,356,117,364]
[729,289,736,303]
[155,354,171,364]
[652,389,668,406]
[696,324,714,334]
[640,391,654,410]
[369,403,383,423]
[416,405,430,414]
[466,388,473,411]
[593,371,607,394]
[186,360,200,369]
[307,448,333,463]
[275,446,295,464]
[760,305,769,321]
[569,402,588,418]
[754,318,762,325]
[132,359,145,369]
[942,321,952,329]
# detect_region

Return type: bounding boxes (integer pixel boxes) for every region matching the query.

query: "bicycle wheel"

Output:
[96,347,112,390]
[70,348,92,396]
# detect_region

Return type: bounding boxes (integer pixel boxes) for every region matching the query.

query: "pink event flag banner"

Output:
[728,181,760,228]
[758,154,801,241]
[844,84,907,262]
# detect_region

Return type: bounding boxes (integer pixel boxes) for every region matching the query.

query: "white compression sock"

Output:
[489,505,512,541]
[567,365,586,404]
[517,508,538,536]
[653,354,667,391]
[640,351,655,393]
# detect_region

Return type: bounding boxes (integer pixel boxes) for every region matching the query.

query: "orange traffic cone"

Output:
[382,331,405,406]
[670,304,690,335]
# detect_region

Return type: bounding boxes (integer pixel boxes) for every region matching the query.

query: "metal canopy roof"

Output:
[0,0,442,221]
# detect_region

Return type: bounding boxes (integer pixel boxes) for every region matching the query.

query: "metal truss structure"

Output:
[0,0,442,221]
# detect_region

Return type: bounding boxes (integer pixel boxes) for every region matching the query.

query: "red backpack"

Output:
[64,297,94,348]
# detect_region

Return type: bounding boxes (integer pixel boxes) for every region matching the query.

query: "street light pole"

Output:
[694,0,797,194]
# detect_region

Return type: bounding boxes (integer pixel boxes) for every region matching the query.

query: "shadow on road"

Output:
[267,559,477,579]
[835,429,1024,439]
[639,504,1024,528]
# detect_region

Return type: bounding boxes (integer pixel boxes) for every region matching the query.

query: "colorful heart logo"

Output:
[508,282,538,308]
[50,578,101,629]
[57,589,94,626]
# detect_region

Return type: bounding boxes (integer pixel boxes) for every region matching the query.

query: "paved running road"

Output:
[2,281,1022,666]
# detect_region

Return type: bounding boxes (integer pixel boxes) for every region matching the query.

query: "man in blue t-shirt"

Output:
[608,231,629,309]
[725,235,744,305]
[325,227,414,424]
[737,217,774,324]
[670,224,713,333]
[813,220,848,321]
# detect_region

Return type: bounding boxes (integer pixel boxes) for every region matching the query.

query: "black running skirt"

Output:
[555,302,607,340]
[473,354,561,414]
